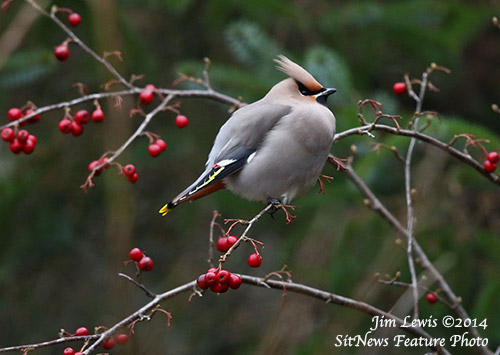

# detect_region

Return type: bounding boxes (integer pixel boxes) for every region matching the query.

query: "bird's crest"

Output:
[274,54,323,92]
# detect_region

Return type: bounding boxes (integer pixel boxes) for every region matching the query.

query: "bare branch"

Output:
[341,160,492,354]
[333,124,500,187]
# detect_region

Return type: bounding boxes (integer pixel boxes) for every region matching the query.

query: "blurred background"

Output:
[0,0,499,354]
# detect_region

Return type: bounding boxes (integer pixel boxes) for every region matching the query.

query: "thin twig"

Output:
[118,272,156,298]
[208,211,221,267]
[0,335,98,353]
[404,71,429,319]
[219,204,273,264]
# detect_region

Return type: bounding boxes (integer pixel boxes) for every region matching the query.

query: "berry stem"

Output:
[26,0,133,89]
[81,94,174,190]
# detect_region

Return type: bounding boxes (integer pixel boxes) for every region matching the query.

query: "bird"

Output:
[159,55,337,220]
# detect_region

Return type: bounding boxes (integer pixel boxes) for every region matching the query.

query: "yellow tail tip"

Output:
[159,204,170,216]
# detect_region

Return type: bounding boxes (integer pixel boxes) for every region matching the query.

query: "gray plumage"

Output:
[159,55,336,215]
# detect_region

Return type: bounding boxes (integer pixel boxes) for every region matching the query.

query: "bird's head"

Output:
[273,54,336,106]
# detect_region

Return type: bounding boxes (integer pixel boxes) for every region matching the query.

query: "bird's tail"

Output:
[159,202,173,216]
[158,165,228,216]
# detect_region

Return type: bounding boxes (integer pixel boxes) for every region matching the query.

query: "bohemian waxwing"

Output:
[159,55,336,216]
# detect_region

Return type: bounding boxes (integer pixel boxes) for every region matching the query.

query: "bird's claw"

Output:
[267,198,297,224]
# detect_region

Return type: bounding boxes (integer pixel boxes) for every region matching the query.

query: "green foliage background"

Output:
[0,0,499,354]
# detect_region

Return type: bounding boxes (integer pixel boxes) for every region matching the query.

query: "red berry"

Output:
[54,45,70,61]
[1,128,15,142]
[115,333,129,345]
[487,151,500,164]
[9,139,23,154]
[23,137,36,154]
[204,271,217,286]
[71,121,83,136]
[100,157,110,169]
[226,235,238,248]
[484,160,497,173]
[207,267,218,273]
[426,292,438,304]
[88,160,103,176]
[25,108,41,123]
[27,134,37,145]
[217,269,230,284]
[128,172,139,183]
[123,164,136,177]
[229,273,242,289]
[247,253,262,268]
[175,114,189,128]
[68,13,81,27]
[197,274,209,289]
[102,337,115,350]
[393,82,406,95]
[91,109,104,122]
[63,347,75,355]
[139,90,154,105]
[216,237,229,252]
[128,248,143,262]
[156,139,167,151]
[145,84,156,91]
[17,129,29,143]
[75,327,89,336]
[210,282,228,293]
[138,256,154,271]
[74,110,90,125]
[88,160,99,171]
[58,119,72,133]
[148,144,162,157]
[7,107,22,121]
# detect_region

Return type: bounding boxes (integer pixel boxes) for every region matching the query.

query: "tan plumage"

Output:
[159,55,336,216]
[274,54,323,92]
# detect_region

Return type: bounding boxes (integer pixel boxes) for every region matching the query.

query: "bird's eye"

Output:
[296,81,324,96]
[297,81,312,95]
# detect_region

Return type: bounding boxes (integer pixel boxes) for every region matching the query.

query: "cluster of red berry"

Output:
[484,152,499,173]
[62,326,129,354]
[87,157,109,175]
[196,267,242,293]
[216,236,262,267]
[138,84,189,128]
[54,12,81,62]
[128,247,154,271]
[2,107,40,154]
[58,109,104,136]
[216,235,238,252]
[121,163,139,183]
[148,138,167,157]
[101,333,129,351]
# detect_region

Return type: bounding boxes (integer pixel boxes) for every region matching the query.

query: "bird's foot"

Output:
[328,155,348,171]
[317,174,334,194]
[267,198,297,224]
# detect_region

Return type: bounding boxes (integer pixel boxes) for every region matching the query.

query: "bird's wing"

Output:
[159,102,291,215]
[208,102,292,164]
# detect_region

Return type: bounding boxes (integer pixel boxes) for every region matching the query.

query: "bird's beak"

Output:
[321,88,337,96]
[315,88,337,106]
